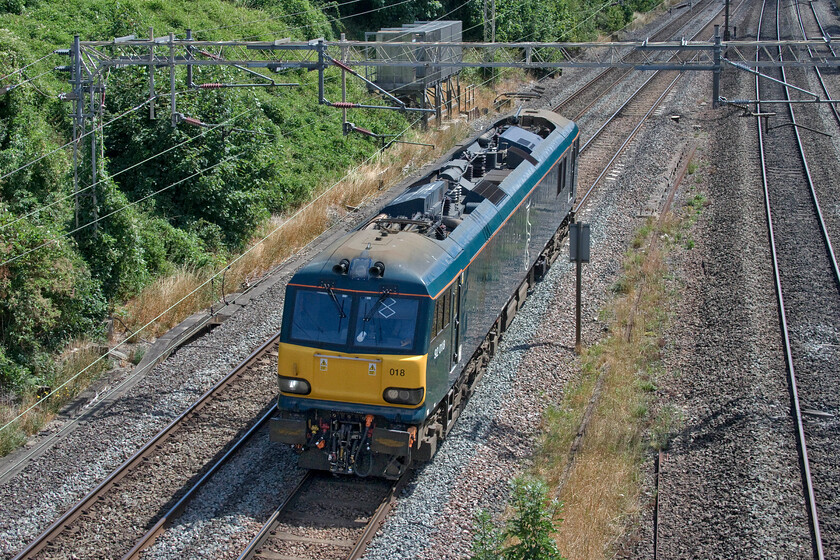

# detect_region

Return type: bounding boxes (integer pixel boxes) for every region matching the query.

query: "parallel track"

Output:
[755,0,840,556]
[12,335,280,560]
[554,0,716,120]
[570,3,740,212]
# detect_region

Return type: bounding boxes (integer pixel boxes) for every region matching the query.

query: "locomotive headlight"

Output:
[278,375,311,395]
[383,387,424,405]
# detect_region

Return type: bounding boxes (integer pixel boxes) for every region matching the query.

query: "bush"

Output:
[471,477,565,560]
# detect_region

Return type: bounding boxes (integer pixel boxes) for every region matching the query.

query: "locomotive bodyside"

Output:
[271,110,579,477]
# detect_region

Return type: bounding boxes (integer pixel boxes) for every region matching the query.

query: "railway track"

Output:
[554,0,716,120]
[570,2,740,212]
[11,335,280,560]
[237,472,403,560]
[755,0,840,556]
[793,0,840,128]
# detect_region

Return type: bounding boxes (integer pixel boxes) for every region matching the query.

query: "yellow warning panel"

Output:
[277,342,427,407]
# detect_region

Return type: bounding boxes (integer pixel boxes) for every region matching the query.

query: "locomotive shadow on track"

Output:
[502,340,577,354]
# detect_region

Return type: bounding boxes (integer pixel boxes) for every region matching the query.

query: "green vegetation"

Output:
[471,477,565,560]
[336,0,662,41]
[0,0,667,449]
[0,0,407,398]
[528,208,693,557]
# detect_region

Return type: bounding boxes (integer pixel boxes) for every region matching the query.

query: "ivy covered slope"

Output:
[337,0,661,41]
[0,0,409,395]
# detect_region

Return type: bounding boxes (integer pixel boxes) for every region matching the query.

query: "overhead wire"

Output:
[0,107,256,265]
[0,141,253,269]
[0,112,424,436]
[0,94,164,184]
[0,51,56,82]
[1,68,57,93]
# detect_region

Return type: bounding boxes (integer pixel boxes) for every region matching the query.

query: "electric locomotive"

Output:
[270,109,579,478]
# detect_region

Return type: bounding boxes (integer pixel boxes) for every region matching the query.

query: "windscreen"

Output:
[353,295,419,350]
[290,289,351,345]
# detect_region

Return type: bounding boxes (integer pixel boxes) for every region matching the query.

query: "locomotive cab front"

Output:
[270,231,443,478]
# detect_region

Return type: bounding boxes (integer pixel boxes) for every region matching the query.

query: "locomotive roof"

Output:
[289,109,578,298]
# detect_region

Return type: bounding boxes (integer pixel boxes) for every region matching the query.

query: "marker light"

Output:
[278,375,311,395]
[383,387,424,405]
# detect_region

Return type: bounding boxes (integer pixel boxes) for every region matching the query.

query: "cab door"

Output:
[450,273,463,372]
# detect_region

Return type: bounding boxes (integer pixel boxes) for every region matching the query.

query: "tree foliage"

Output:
[0,0,404,392]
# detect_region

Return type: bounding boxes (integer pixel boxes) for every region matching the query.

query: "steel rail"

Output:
[572,3,740,214]
[120,406,276,560]
[794,0,840,127]
[554,0,717,120]
[235,472,314,560]
[755,0,824,557]
[346,474,408,560]
[783,2,840,288]
[236,472,406,560]
[11,331,281,560]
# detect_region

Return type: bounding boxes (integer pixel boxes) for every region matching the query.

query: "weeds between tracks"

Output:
[532,191,707,558]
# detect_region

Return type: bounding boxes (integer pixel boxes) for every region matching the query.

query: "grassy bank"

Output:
[0,76,523,455]
[531,190,706,557]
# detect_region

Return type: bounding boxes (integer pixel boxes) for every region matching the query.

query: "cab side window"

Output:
[431,291,451,340]
[557,157,567,196]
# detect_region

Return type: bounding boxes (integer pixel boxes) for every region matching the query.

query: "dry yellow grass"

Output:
[534,215,682,559]
[119,84,517,338]
[0,341,105,455]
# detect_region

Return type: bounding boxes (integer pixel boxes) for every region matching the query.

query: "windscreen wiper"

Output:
[363,288,394,322]
[321,283,346,319]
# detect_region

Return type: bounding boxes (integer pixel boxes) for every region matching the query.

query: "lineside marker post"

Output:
[570,222,590,354]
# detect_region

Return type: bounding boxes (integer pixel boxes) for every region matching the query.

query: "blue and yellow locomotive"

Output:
[270,109,579,478]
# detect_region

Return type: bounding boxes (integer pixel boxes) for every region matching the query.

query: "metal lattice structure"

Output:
[58,27,840,214]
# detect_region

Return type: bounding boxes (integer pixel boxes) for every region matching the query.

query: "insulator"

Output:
[199,50,223,61]
[182,116,203,127]
[352,126,377,138]
[199,83,224,89]
[473,154,486,178]
[332,101,358,109]
[331,58,353,73]
[53,49,71,56]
